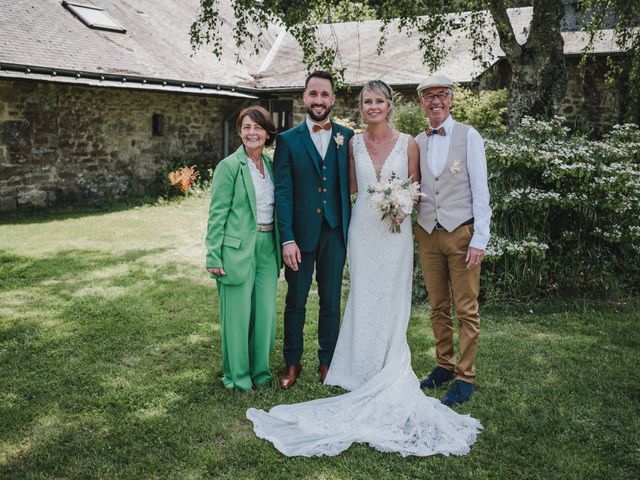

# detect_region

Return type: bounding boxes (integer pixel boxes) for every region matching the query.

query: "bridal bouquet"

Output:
[367,172,423,233]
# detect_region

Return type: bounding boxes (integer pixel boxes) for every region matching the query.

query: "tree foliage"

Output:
[580,0,640,125]
[189,1,496,81]
[308,1,377,23]
[190,1,639,128]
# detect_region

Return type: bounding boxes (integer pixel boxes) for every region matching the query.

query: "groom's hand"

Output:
[283,242,302,271]
[465,247,484,269]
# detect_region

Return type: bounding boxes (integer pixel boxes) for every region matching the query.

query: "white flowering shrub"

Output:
[482,118,640,299]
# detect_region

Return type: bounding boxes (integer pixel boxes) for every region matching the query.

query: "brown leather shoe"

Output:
[280,365,302,390]
[319,364,329,383]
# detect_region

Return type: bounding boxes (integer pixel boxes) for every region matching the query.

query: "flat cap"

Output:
[417,74,454,93]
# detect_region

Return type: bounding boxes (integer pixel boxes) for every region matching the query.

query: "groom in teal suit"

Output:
[274,70,354,390]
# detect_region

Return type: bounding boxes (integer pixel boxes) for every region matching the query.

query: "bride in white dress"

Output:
[247,80,481,457]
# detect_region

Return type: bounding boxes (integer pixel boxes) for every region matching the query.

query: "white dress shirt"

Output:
[424,115,491,250]
[247,156,275,224]
[306,116,332,159]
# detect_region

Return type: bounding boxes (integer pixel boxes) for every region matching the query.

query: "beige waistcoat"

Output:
[417,122,473,233]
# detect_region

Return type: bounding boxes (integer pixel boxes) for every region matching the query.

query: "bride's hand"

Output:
[391,213,406,225]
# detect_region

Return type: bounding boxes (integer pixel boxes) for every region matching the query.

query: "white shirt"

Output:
[247,157,275,224]
[424,115,491,250]
[306,116,332,159]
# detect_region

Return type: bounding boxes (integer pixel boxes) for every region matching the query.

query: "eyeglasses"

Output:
[421,92,450,102]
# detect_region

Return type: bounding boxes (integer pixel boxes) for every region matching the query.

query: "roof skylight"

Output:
[63,1,126,33]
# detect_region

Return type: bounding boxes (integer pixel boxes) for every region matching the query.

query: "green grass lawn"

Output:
[1,196,639,479]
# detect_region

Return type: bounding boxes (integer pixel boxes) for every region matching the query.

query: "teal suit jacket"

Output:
[273,120,354,251]
[205,146,281,285]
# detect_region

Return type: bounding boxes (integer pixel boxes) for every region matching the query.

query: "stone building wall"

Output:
[0,79,241,211]
[479,55,638,135]
[559,56,637,134]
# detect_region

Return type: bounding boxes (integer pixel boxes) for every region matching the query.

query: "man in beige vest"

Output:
[415,75,491,407]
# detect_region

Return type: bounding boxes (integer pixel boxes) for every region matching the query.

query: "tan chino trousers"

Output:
[416,223,480,383]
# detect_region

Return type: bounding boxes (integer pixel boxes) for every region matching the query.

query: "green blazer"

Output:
[205,146,281,285]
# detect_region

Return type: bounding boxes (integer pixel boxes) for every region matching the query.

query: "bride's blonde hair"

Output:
[359,80,395,122]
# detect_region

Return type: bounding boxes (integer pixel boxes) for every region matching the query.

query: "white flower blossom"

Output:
[367,172,423,233]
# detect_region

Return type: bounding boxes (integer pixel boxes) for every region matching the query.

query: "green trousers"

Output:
[216,231,278,391]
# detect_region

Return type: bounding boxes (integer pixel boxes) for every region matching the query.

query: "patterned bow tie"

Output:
[426,127,446,137]
[311,122,332,133]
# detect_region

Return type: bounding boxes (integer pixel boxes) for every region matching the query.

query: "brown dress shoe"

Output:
[319,364,329,383]
[280,365,302,390]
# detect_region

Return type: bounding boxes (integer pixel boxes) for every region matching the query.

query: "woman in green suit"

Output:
[205,106,281,391]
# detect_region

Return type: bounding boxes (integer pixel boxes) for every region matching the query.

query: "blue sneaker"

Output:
[441,380,474,407]
[420,366,455,389]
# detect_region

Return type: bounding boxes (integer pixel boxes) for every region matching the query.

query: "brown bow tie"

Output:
[426,127,446,137]
[311,122,332,133]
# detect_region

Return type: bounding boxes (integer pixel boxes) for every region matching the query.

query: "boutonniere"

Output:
[449,160,462,175]
[334,132,345,148]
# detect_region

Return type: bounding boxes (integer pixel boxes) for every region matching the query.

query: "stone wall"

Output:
[479,55,638,135]
[559,55,638,134]
[0,79,242,211]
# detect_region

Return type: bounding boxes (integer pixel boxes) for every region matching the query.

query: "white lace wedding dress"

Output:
[246,133,481,457]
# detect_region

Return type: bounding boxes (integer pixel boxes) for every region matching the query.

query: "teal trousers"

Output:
[283,220,346,366]
[216,231,278,391]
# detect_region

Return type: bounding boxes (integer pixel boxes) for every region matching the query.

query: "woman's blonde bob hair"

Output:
[358,80,395,121]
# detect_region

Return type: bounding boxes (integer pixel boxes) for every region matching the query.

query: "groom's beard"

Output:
[306,104,333,122]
